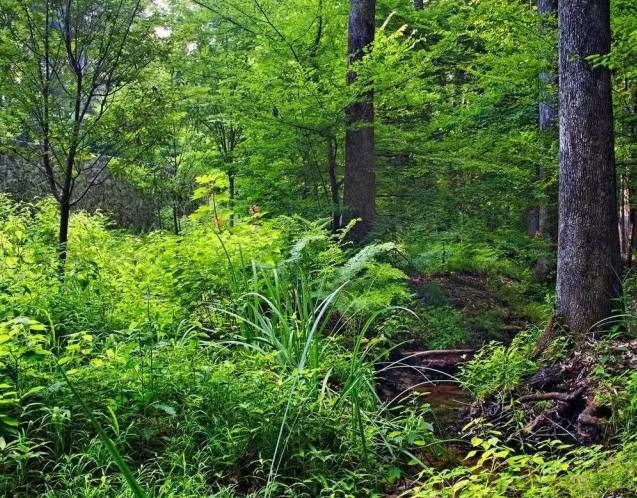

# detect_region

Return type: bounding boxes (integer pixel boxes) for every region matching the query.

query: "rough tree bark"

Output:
[343,0,375,242]
[555,0,621,334]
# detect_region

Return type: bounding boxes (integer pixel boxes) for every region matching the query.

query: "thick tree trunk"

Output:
[343,0,375,242]
[555,0,621,334]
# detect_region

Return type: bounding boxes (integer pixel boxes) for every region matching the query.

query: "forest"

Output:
[0,0,636,496]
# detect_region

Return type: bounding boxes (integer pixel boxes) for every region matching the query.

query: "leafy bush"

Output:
[411,434,637,498]
[0,311,434,497]
[460,330,539,400]
[404,224,543,281]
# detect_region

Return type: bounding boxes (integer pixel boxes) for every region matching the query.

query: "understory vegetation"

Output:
[1,0,636,496]
[1,199,636,497]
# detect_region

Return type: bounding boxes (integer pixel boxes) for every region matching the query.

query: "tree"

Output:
[4,0,153,266]
[181,0,347,224]
[343,0,376,242]
[193,106,243,225]
[530,0,558,282]
[555,0,621,334]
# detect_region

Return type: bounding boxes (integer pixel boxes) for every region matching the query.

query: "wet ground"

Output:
[378,352,474,497]
[377,347,475,469]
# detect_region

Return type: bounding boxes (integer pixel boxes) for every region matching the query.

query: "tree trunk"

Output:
[228,172,235,227]
[528,206,540,237]
[555,0,621,334]
[620,174,629,256]
[629,205,637,266]
[327,136,341,232]
[59,199,70,268]
[172,203,180,235]
[413,0,424,10]
[58,148,76,268]
[532,0,558,282]
[343,0,375,242]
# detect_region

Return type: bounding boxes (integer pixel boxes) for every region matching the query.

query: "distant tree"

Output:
[110,72,197,234]
[343,0,376,242]
[3,0,153,267]
[530,0,558,282]
[555,0,621,334]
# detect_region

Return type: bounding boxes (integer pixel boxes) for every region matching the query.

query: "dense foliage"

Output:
[0,0,636,496]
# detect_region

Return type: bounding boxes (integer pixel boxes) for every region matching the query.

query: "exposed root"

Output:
[519,386,584,403]
[577,400,609,441]
[465,338,637,446]
[532,314,564,358]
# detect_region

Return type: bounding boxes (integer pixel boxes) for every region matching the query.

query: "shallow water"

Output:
[414,382,471,430]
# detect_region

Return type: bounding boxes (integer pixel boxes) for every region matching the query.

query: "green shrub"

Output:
[422,305,467,350]
[0,313,433,497]
[460,330,539,400]
[0,202,428,497]
[411,435,637,498]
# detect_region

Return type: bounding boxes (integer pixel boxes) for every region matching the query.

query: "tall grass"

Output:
[212,264,437,495]
[221,266,334,370]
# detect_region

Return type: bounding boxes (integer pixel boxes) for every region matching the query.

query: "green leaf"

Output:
[154,403,176,417]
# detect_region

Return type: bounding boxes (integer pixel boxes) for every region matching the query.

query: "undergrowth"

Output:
[1,197,636,497]
[0,198,426,497]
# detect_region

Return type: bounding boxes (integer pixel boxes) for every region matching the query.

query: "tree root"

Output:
[532,314,565,358]
[519,386,584,403]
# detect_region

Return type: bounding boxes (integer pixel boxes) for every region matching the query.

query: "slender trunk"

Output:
[620,175,628,256]
[343,0,376,242]
[555,0,620,334]
[327,136,341,232]
[172,204,179,235]
[629,205,637,266]
[228,172,235,227]
[58,36,83,268]
[58,150,76,267]
[58,199,70,268]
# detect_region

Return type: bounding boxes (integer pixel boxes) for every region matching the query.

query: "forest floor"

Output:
[379,269,532,426]
[409,271,532,346]
[378,272,511,472]
[380,269,533,423]
[380,270,637,496]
